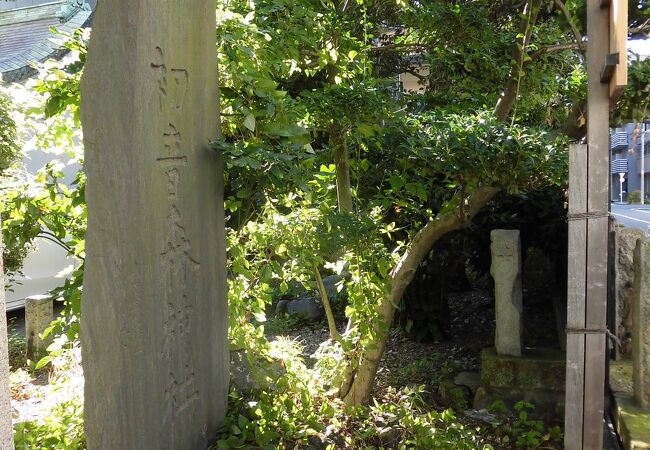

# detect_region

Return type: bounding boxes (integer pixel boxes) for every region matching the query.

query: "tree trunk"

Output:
[332,133,354,213]
[494,0,542,122]
[340,186,500,404]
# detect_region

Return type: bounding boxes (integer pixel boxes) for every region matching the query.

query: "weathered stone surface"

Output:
[614,223,646,357]
[230,350,284,394]
[321,274,345,304]
[479,347,566,391]
[475,348,566,419]
[0,233,15,449]
[611,360,650,450]
[490,229,523,356]
[633,237,650,409]
[25,294,52,360]
[613,393,650,450]
[453,371,481,393]
[80,1,228,448]
[276,297,324,320]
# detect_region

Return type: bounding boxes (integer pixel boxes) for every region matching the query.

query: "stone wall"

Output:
[0,231,15,449]
[633,236,650,409]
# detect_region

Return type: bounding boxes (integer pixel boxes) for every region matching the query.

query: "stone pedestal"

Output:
[0,233,15,449]
[633,237,650,409]
[490,229,523,356]
[474,348,566,419]
[80,0,228,448]
[25,295,52,360]
[610,360,650,450]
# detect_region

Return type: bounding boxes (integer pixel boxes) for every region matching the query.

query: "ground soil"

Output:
[270,288,564,449]
[7,288,563,449]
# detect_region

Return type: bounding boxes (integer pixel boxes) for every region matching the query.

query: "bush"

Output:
[0,88,18,174]
[7,327,26,370]
[13,399,85,450]
[0,85,25,276]
[628,190,641,204]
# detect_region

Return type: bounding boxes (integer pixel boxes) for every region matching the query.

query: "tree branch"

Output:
[530,43,580,61]
[553,0,585,54]
[629,18,650,38]
[370,43,429,53]
[494,0,543,122]
[314,266,343,345]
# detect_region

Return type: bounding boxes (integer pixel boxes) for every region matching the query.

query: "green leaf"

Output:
[243,114,256,132]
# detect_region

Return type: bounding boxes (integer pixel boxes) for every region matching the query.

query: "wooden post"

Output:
[565,0,627,447]
[565,144,588,450]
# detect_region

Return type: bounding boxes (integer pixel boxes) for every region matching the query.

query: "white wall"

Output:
[4,96,80,310]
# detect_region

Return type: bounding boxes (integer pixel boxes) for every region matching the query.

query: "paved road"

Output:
[611,203,650,236]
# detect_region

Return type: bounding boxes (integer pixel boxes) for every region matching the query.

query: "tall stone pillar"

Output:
[0,232,14,450]
[80,1,228,448]
[490,229,523,357]
[633,237,650,409]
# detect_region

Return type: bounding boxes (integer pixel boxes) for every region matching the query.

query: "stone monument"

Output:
[25,295,52,360]
[80,0,228,448]
[490,229,523,357]
[0,232,14,449]
[613,222,645,357]
[633,236,650,409]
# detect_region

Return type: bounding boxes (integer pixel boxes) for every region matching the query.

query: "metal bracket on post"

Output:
[600,53,619,83]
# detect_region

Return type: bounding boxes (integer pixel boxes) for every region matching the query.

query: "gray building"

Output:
[0,0,92,82]
[611,123,650,203]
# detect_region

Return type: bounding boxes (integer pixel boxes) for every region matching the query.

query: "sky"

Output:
[629,38,650,60]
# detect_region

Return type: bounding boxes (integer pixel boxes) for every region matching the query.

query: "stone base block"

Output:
[613,393,650,450]
[611,360,650,450]
[474,347,565,419]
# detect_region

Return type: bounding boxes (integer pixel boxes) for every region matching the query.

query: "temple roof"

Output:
[0,1,92,82]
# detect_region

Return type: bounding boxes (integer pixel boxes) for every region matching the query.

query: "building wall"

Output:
[611,123,650,202]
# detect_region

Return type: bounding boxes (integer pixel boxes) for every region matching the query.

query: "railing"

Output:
[611,131,628,150]
[611,158,628,174]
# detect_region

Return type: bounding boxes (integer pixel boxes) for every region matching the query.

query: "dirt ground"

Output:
[7,288,563,449]
[270,288,564,449]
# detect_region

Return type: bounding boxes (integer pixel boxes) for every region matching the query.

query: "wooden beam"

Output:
[600,0,610,7]
[609,0,628,103]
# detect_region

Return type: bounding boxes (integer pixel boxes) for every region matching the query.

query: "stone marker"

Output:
[80,0,228,448]
[490,229,523,357]
[25,295,53,360]
[633,237,650,409]
[613,222,646,357]
[0,233,15,449]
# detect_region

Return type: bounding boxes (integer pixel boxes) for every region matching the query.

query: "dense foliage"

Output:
[0,84,23,274]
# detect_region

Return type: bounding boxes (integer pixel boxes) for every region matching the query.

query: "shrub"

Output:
[628,190,642,204]
[13,399,85,450]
